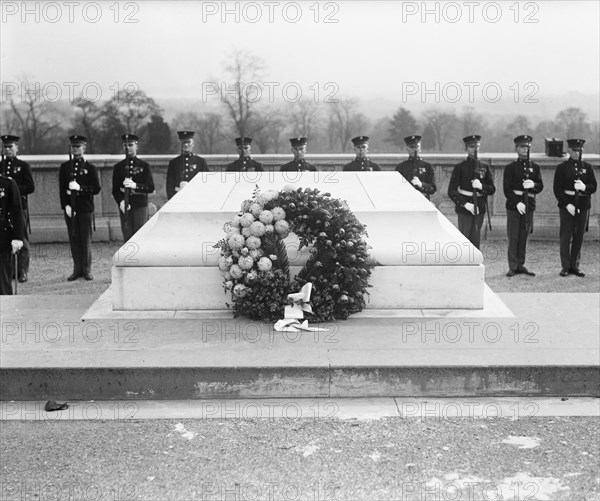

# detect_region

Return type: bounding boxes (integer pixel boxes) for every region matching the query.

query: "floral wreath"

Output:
[215,185,375,323]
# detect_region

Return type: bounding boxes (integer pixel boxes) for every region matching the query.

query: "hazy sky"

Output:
[1,0,599,109]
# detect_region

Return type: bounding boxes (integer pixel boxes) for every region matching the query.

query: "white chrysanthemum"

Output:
[274,219,290,238]
[241,226,252,237]
[231,215,242,228]
[227,234,245,251]
[246,236,261,250]
[271,207,286,221]
[249,221,266,237]
[218,256,231,271]
[245,270,258,283]
[233,284,249,298]
[249,249,263,260]
[264,224,274,234]
[259,210,273,224]
[250,203,263,217]
[257,257,273,272]
[240,213,255,227]
[229,264,244,279]
[238,255,254,270]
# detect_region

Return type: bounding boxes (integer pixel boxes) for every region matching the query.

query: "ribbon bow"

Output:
[286,282,313,318]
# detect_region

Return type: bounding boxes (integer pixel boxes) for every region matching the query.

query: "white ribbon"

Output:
[273,282,328,332]
[274,319,329,333]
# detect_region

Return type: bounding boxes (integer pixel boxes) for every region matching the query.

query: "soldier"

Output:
[166,131,209,200]
[1,135,34,282]
[342,136,381,171]
[280,137,318,172]
[448,135,496,249]
[503,135,544,277]
[112,134,155,243]
[0,174,24,294]
[59,135,101,281]
[395,135,436,199]
[553,138,597,277]
[225,137,264,172]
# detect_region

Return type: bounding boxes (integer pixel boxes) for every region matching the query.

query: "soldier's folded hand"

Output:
[11,240,23,254]
[65,205,73,218]
[516,202,526,215]
[411,177,422,188]
[179,181,189,190]
[463,202,476,215]
[574,179,586,192]
[471,179,483,191]
[123,178,137,189]
[566,204,576,216]
[522,179,534,190]
[119,200,131,213]
[68,180,81,191]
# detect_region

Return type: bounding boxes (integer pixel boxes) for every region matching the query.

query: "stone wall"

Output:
[20,152,600,243]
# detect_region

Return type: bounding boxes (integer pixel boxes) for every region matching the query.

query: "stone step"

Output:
[1,293,598,401]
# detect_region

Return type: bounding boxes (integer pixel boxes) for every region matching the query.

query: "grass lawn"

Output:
[12,239,600,296]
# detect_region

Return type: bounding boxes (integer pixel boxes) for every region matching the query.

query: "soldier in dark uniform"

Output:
[225,137,264,172]
[280,137,318,172]
[395,135,436,199]
[112,134,155,243]
[1,135,34,282]
[59,135,101,281]
[553,138,597,277]
[503,135,544,277]
[166,130,209,200]
[0,175,24,294]
[448,135,496,249]
[342,136,381,171]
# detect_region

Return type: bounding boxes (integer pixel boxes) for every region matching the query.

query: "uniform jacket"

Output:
[395,158,436,199]
[1,157,34,209]
[503,159,543,211]
[0,176,24,249]
[342,159,381,171]
[280,160,318,172]
[112,156,155,209]
[553,158,597,212]
[448,157,496,215]
[225,158,264,172]
[59,158,101,213]
[166,153,209,200]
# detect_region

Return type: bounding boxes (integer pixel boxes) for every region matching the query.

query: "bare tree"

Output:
[71,98,103,153]
[3,76,66,153]
[252,107,286,153]
[327,98,370,151]
[288,99,321,138]
[460,107,487,137]
[171,111,226,154]
[217,50,266,138]
[556,107,591,139]
[422,109,458,151]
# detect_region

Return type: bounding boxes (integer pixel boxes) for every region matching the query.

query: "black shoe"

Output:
[518,267,535,277]
[18,273,28,283]
[83,273,93,281]
[506,270,517,277]
[571,268,585,277]
[67,272,80,281]
[559,269,569,277]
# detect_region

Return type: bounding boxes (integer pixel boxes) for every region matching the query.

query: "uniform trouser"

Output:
[0,249,14,295]
[64,212,93,275]
[119,206,149,243]
[457,212,486,250]
[17,208,29,277]
[559,207,588,270]
[506,209,534,271]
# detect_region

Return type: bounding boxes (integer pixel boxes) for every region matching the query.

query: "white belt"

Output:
[564,190,588,196]
[458,188,484,197]
[513,190,536,198]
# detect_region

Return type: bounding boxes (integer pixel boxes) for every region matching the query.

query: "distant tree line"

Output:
[2,51,598,156]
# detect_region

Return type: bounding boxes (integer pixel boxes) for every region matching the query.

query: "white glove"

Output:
[411,177,422,188]
[119,200,131,213]
[471,179,483,191]
[11,240,23,254]
[68,180,81,191]
[522,179,534,190]
[65,205,73,218]
[123,178,137,189]
[574,179,586,192]
[179,181,189,190]
[463,202,476,215]
[566,204,576,216]
[516,202,526,215]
